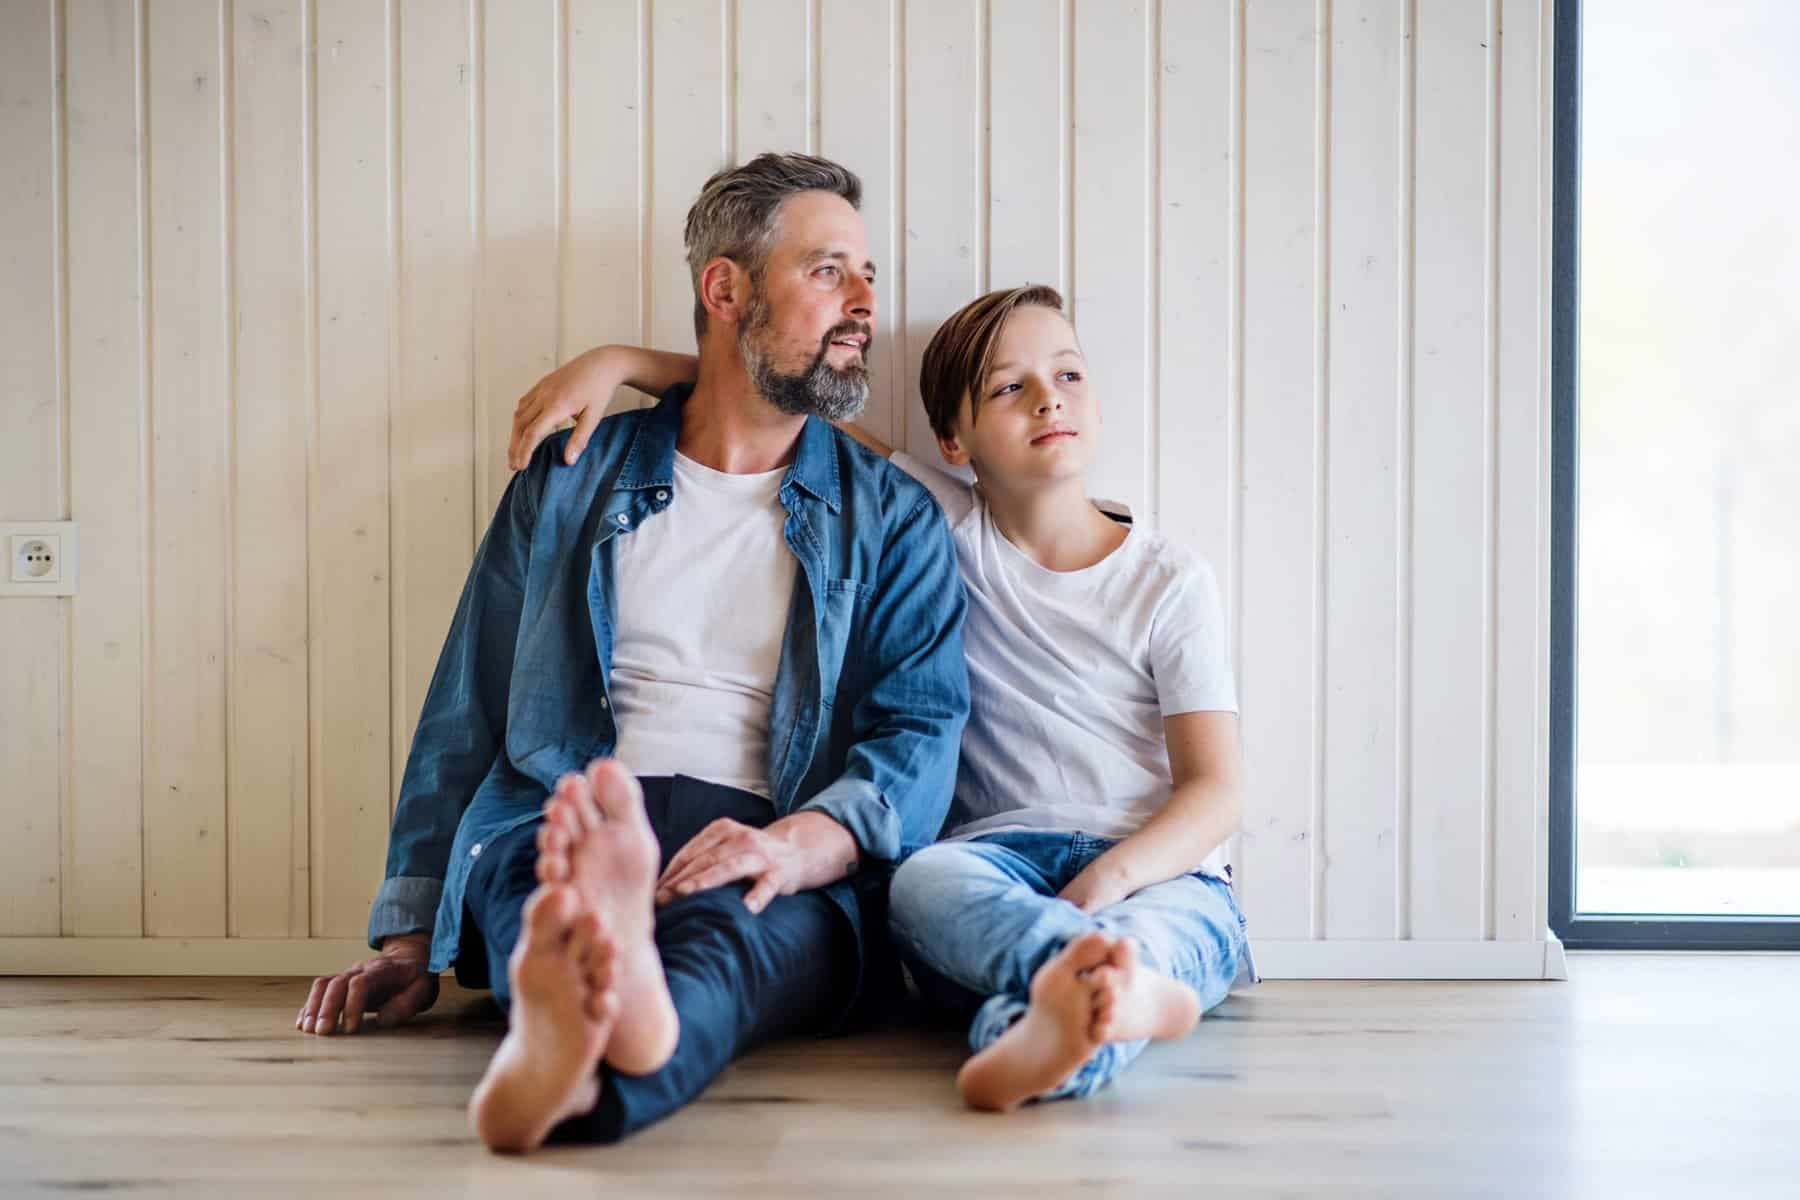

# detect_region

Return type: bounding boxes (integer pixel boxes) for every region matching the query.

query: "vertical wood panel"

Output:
[1236,0,1320,939]
[567,0,646,416]
[1322,0,1402,940]
[228,0,309,937]
[1492,0,1543,941]
[818,0,901,446]
[8,0,1560,964]
[1408,0,1490,941]
[144,0,229,936]
[312,0,394,939]
[1071,0,1151,517]
[0,0,65,936]
[736,0,810,160]
[64,0,146,937]
[901,0,980,462]
[392,0,476,809]
[649,0,727,353]
[477,0,560,522]
[1155,0,1232,573]
[987,0,1063,294]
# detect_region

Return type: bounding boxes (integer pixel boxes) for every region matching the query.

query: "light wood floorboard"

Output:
[3,953,1796,1198]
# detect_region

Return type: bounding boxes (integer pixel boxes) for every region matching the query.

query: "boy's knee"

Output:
[888,843,972,927]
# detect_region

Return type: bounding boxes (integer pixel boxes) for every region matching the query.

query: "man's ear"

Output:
[698,257,749,328]
[936,429,972,468]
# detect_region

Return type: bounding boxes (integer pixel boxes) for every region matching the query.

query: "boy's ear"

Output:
[936,430,972,468]
[698,257,749,327]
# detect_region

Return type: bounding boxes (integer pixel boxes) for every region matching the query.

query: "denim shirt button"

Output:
[654,489,669,503]
[469,842,482,858]
[616,513,630,527]
[599,696,609,709]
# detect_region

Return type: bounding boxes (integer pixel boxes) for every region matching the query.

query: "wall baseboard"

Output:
[0,938,372,976]
[2,934,1570,980]
[1251,934,1568,980]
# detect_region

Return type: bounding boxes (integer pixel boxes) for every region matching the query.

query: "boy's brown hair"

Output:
[918,284,1067,441]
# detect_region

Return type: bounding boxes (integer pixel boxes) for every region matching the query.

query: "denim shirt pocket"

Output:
[815,578,872,709]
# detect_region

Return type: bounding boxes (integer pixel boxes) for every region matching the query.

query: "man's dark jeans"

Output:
[459,774,857,1143]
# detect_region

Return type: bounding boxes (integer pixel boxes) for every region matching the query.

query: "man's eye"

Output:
[816,265,840,279]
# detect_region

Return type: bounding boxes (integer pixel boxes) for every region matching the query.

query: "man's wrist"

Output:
[377,931,431,957]
[769,810,861,887]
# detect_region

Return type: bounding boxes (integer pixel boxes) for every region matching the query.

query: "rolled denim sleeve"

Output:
[365,452,546,951]
[800,492,969,864]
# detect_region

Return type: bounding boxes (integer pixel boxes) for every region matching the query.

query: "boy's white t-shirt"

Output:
[890,452,1240,882]
[607,451,794,797]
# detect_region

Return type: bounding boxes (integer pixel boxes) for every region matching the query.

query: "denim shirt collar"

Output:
[614,383,842,514]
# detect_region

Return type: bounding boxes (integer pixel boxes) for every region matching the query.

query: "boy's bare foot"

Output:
[469,885,618,1154]
[956,932,1114,1112]
[539,758,679,1076]
[1088,936,1202,1043]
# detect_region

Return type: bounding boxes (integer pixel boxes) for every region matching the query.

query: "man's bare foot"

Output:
[1088,936,1202,1044]
[469,885,618,1154]
[956,932,1114,1112]
[538,758,679,1076]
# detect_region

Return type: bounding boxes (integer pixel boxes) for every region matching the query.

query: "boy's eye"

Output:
[991,381,1020,397]
[1058,370,1083,382]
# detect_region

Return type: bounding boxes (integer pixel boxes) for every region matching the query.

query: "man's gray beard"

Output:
[739,299,870,422]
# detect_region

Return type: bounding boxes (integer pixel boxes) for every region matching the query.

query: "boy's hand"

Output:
[1058,858,1136,914]
[508,346,616,470]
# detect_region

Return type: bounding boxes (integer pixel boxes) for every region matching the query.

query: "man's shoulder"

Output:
[524,407,649,492]
[827,425,942,529]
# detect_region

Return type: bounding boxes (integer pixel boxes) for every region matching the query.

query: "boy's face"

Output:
[938,305,1098,489]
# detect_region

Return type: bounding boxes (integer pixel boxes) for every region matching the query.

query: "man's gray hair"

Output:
[684,152,863,339]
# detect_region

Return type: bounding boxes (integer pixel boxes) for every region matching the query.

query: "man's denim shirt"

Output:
[366,386,971,979]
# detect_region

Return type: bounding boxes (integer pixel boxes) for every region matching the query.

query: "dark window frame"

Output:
[1550,0,1800,951]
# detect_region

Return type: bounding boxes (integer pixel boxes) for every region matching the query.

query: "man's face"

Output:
[737,191,878,421]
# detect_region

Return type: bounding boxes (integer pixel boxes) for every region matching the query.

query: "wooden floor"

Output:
[4,953,1797,1198]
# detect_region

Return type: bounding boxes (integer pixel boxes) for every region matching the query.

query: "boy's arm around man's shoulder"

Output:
[798,476,970,866]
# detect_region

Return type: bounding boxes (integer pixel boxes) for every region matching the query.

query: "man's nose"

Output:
[846,274,876,325]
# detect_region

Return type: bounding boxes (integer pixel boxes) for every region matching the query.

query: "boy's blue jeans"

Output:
[888,829,1249,1101]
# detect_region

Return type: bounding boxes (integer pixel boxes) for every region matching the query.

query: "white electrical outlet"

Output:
[0,522,79,597]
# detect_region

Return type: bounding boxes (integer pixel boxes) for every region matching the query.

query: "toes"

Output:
[586,758,647,827]
[584,986,619,1026]
[585,936,617,994]
[544,775,586,834]
[567,910,602,965]
[523,885,575,952]
[1061,931,1116,973]
[1110,935,1142,974]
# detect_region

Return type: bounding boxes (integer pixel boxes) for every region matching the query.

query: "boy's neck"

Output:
[981,474,1128,573]
[679,347,807,475]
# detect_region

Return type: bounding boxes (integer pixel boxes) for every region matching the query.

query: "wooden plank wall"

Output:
[0,0,1553,974]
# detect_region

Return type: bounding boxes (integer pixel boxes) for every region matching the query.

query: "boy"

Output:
[511,284,1254,1110]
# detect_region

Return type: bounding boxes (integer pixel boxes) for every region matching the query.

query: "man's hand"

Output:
[1058,857,1137,915]
[655,811,859,914]
[295,932,439,1036]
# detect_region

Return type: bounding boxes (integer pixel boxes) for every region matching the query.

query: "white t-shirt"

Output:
[608,452,795,796]
[891,452,1239,880]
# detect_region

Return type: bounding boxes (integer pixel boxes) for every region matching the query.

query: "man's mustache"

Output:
[820,320,874,357]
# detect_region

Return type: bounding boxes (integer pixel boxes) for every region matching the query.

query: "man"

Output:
[293,153,970,1153]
